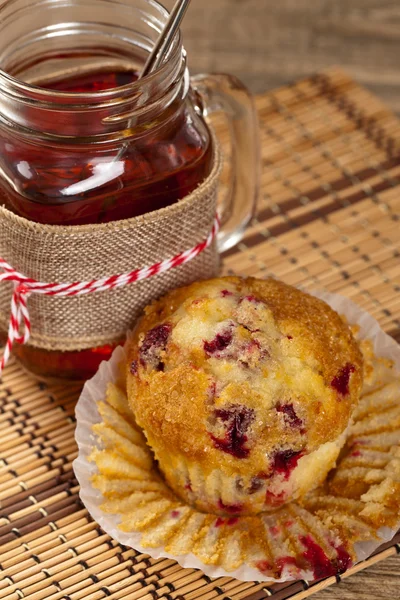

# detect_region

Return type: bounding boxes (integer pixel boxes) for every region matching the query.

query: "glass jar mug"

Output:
[0,0,259,380]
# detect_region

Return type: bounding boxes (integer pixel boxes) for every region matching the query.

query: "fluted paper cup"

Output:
[73,290,400,583]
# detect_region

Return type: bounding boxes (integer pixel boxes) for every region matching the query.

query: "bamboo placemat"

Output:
[1,67,399,600]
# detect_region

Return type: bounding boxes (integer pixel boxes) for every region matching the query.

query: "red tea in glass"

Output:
[0,0,259,380]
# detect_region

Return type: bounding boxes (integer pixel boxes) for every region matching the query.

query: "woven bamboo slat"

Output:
[0,68,399,600]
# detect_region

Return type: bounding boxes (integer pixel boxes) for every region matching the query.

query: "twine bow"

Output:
[0,214,220,377]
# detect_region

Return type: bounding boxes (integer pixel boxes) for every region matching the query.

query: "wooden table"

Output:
[164,0,400,115]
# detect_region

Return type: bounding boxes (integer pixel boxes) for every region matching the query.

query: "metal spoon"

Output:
[141,0,192,78]
[114,0,191,160]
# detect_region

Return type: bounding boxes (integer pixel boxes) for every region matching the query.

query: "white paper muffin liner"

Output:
[73,290,400,583]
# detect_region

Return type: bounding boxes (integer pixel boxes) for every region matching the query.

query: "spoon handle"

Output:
[140,0,192,78]
[114,0,191,161]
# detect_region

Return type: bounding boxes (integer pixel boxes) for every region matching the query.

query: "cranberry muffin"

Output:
[127,277,363,515]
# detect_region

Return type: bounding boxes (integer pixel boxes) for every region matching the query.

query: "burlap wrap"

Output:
[0,148,222,352]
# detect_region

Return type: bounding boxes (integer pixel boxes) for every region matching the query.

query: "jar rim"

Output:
[0,0,182,106]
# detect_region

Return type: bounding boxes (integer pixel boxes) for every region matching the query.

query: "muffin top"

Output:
[127,277,363,479]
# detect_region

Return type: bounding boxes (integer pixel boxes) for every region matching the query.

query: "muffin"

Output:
[127,277,363,515]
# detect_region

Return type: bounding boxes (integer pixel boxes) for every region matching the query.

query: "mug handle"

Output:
[191,73,260,253]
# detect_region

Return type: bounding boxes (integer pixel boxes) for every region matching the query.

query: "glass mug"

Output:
[0,0,259,380]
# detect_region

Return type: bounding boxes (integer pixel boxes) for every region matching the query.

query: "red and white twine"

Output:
[0,214,220,377]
